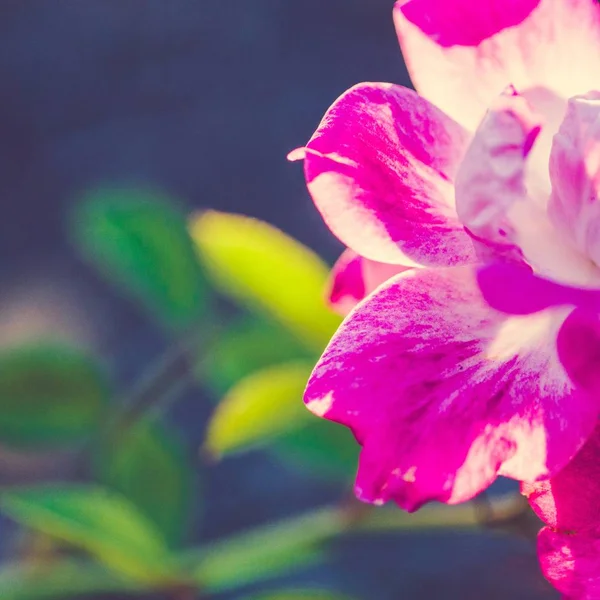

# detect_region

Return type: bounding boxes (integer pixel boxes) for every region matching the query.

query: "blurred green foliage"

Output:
[94,418,197,547]
[247,592,353,600]
[72,188,209,331]
[0,344,108,449]
[274,420,358,481]
[190,210,341,351]
[0,189,361,600]
[0,188,526,600]
[190,210,358,481]
[204,361,314,457]
[1,486,176,582]
[200,314,313,396]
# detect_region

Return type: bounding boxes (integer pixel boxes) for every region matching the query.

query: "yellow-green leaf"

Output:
[0,344,108,449]
[95,419,198,547]
[204,362,313,458]
[0,486,177,583]
[190,211,340,351]
[72,187,209,331]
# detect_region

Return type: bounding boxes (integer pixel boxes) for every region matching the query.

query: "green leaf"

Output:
[275,419,359,481]
[200,314,313,396]
[95,419,197,547]
[72,187,209,330]
[186,506,346,592]
[0,560,144,600]
[247,591,354,600]
[0,486,177,583]
[204,362,313,458]
[0,344,108,449]
[190,211,340,351]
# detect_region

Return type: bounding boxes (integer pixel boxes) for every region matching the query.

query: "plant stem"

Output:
[115,337,193,430]
[352,491,528,534]
[109,318,222,435]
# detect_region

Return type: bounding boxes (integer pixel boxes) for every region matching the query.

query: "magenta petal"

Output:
[397,0,541,47]
[328,249,411,316]
[304,267,600,510]
[557,310,600,394]
[477,264,600,395]
[477,263,600,316]
[394,0,600,131]
[538,529,600,600]
[524,425,600,598]
[299,83,476,267]
[524,424,600,534]
[328,250,366,316]
[523,425,600,598]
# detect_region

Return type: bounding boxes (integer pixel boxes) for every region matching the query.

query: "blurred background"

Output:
[0,2,556,599]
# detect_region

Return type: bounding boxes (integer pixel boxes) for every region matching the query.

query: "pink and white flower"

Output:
[291,0,600,518]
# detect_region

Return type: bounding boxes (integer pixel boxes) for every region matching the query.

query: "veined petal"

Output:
[394,0,600,132]
[455,88,540,263]
[304,267,600,511]
[456,89,598,286]
[328,249,411,316]
[549,92,600,267]
[292,82,476,267]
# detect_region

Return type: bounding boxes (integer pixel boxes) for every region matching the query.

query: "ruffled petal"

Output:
[549,92,600,267]
[304,266,600,511]
[290,82,476,267]
[524,424,600,534]
[524,425,600,598]
[538,529,600,600]
[456,88,599,286]
[394,0,600,131]
[328,249,411,316]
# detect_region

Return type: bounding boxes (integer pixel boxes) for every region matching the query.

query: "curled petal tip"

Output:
[305,393,334,418]
[287,147,307,162]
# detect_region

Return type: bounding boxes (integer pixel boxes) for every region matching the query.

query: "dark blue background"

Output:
[0,2,556,598]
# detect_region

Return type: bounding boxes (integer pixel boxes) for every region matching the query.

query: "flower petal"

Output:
[549,92,600,266]
[304,266,599,511]
[538,529,600,600]
[328,249,411,316]
[294,82,476,267]
[477,263,600,316]
[478,264,600,396]
[523,424,600,534]
[456,88,598,285]
[524,425,600,598]
[394,0,600,131]
[455,87,540,263]
[557,310,600,395]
